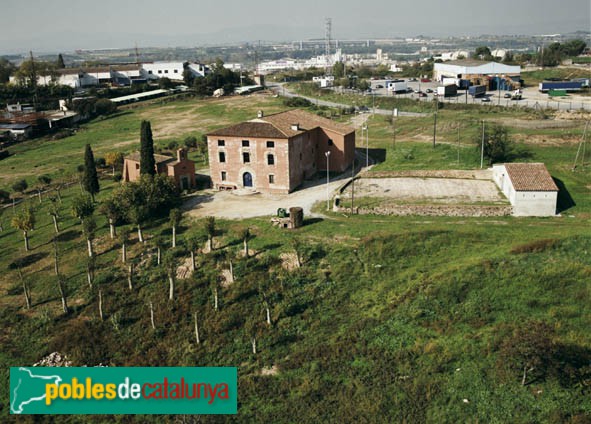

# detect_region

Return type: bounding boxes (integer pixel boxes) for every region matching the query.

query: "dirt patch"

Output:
[220,269,234,288]
[176,257,193,280]
[261,365,280,376]
[280,252,299,271]
[342,177,506,204]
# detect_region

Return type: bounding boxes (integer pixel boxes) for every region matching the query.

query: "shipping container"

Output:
[437,84,457,97]
[468,85,487,97]
[538,81,583,92]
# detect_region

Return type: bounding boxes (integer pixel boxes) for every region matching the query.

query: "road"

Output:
[268,80,591,113]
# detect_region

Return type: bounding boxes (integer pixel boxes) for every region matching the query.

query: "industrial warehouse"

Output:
[433,60,522,90]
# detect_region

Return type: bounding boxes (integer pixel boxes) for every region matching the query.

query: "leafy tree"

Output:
[0,57,16,83]
[82,144,100,201]
[140,120,156,176]
[94,98,117,116]
[237,227,253,258]
[119,227,130,263]
[477,124,518,166]
[158,77,174,89]
[169,208,182,248]
[183,65,195,86]
[99,198,120,239]
[71,194,95,222]
[332,62,345,79]
[12,179,28,194]
[185,233,203,272]
[474,46,492,60]
[562,39,587,56]
[57,54,65,69]
[183,136,197,149]
[163,250,177,301]
[129,204,148,243]
[12,207,35,251]
[14,58,58,86]
[48,196,60,233]
[105,151,124,176]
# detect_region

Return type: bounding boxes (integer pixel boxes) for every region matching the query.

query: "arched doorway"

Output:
[243,172,253,187]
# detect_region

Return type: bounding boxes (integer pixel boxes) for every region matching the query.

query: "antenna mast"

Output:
[324,18,332,75]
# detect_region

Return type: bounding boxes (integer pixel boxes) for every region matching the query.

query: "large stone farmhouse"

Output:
[206,109,355,194]
[492,163,559,216]
[123,148,196,190]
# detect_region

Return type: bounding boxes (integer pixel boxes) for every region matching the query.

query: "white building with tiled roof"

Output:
[492,163,559,216]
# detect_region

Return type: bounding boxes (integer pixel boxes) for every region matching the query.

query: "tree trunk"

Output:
[54,249,59,276]
[23,281,31,310]
[295,252,301,268]
[138,225,144,243]
[172,226,176,248]
[266,306,271,326]
[112,165,115,176]
[87,264,93,288]
[244,240,249,258]
[208,236,213,252]
[150,302,155,329]
[23,231,29,252]
[213,287,218,311]
[128,264,133,291]
[194,312,200,344]
[0,222,3,232]
[251,337,257,354]
[190,251,196,272]
[121,243,127,263]
[228,260,234,284]
[169,276,175,301]
[109,219,116,239]
[37,190,42,203]
[522,365,528,386]
[98,290,104,321]
[157,247,161,266]
[87,239,93,257]
[57,278,68,314]
[56,188,62,203]
[52,215,59,233]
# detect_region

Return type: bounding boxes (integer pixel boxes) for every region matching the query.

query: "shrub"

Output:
[113,172,122,182]
[12,179,28,193]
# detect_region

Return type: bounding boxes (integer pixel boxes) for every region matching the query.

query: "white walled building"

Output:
[142,62,207,81]
[434,60,521,81]
[492,163,559,216]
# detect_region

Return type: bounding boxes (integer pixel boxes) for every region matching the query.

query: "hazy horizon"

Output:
[1,0,589,54]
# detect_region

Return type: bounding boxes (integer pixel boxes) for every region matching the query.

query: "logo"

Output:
[10,367,237,415]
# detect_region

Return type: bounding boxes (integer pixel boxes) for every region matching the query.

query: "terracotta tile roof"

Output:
[504,163,559,191]
[208,122,288,139]
[125,152,177,165]
[207,109,355,139]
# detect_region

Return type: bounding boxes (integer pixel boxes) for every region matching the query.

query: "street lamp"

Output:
[362,123,369,167]
[325,151,331,210]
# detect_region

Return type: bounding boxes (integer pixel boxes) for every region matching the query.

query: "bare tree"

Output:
[86,256,95,288]
[52,236,60,276]
[169,208,182,248]
[17,266,31,310]
[11,207,35,252]
[211,279,219,311]
[82,215,97,257]
[194,312,200,344]
[185,234,201,272]
[119,227,130,263]
[163,251,177,301]
[48,197,60,233]
[149,302,156,330]
[99,198,120,239]
[98,289,104,321]
[204,216,216,252]
[57,275,68,314]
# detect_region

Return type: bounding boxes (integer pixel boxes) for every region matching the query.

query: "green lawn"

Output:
[0,94,590,423]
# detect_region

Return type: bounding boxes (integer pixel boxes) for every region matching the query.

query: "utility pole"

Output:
[480,120,485,169]
[29,51,38,109]
[433,99,437,148]
[325,151,331,210]
[350,158,355,214]
[457,123,461,166]
[392,108,396,151]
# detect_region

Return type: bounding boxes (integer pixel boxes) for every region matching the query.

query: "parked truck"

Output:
[468,85,487,97]
[437,84,458,97]
[538,81,583,93]
[387,81,408,93]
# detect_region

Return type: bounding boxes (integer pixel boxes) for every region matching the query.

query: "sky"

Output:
[0,0,589,53]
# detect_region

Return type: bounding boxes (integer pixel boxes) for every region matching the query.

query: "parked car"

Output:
[357,105,369,113]
[481,97,491,102]
[375,84,384,89]
[418,92,427,97]
[420,78,431,83]
[504,93,512,98]
[413,89,420,93]
[425,88,433,93]
[408,78,418,82]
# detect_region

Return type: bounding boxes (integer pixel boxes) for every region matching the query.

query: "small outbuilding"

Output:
[123,148,196,190]
[492,163,559,216]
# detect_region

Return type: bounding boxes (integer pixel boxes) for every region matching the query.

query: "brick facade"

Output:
[207,109,355,194]
[123,148,196,190]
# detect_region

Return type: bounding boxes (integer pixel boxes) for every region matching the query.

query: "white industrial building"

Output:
[492,163,559,216]
[9,62,208,87]
[433,60,521,82]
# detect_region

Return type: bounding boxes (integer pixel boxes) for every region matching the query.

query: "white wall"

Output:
[513,191,558,216]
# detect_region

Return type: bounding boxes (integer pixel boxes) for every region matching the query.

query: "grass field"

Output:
[0,94,590,422]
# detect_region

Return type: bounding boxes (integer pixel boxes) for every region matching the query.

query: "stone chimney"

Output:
[257,110,264,118]
[177,148,186,161]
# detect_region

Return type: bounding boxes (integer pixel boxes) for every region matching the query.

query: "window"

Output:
[299,153,302,161]
[243,152,250,163]
[164,70,168,74]
[269,174,275,184]
[148,70,153,74]
[267,154,275,165]
[266,141,275,148]
[221,171,227,181]
[174,69,178,73]
[218,140,225,146]
[242,140,250,147]
[158,70,162,74]
[219,152,226,163]
[135,163,140,170]
[328,139,334,146]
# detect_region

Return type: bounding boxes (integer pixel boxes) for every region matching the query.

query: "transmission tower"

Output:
[324,18,332,75]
